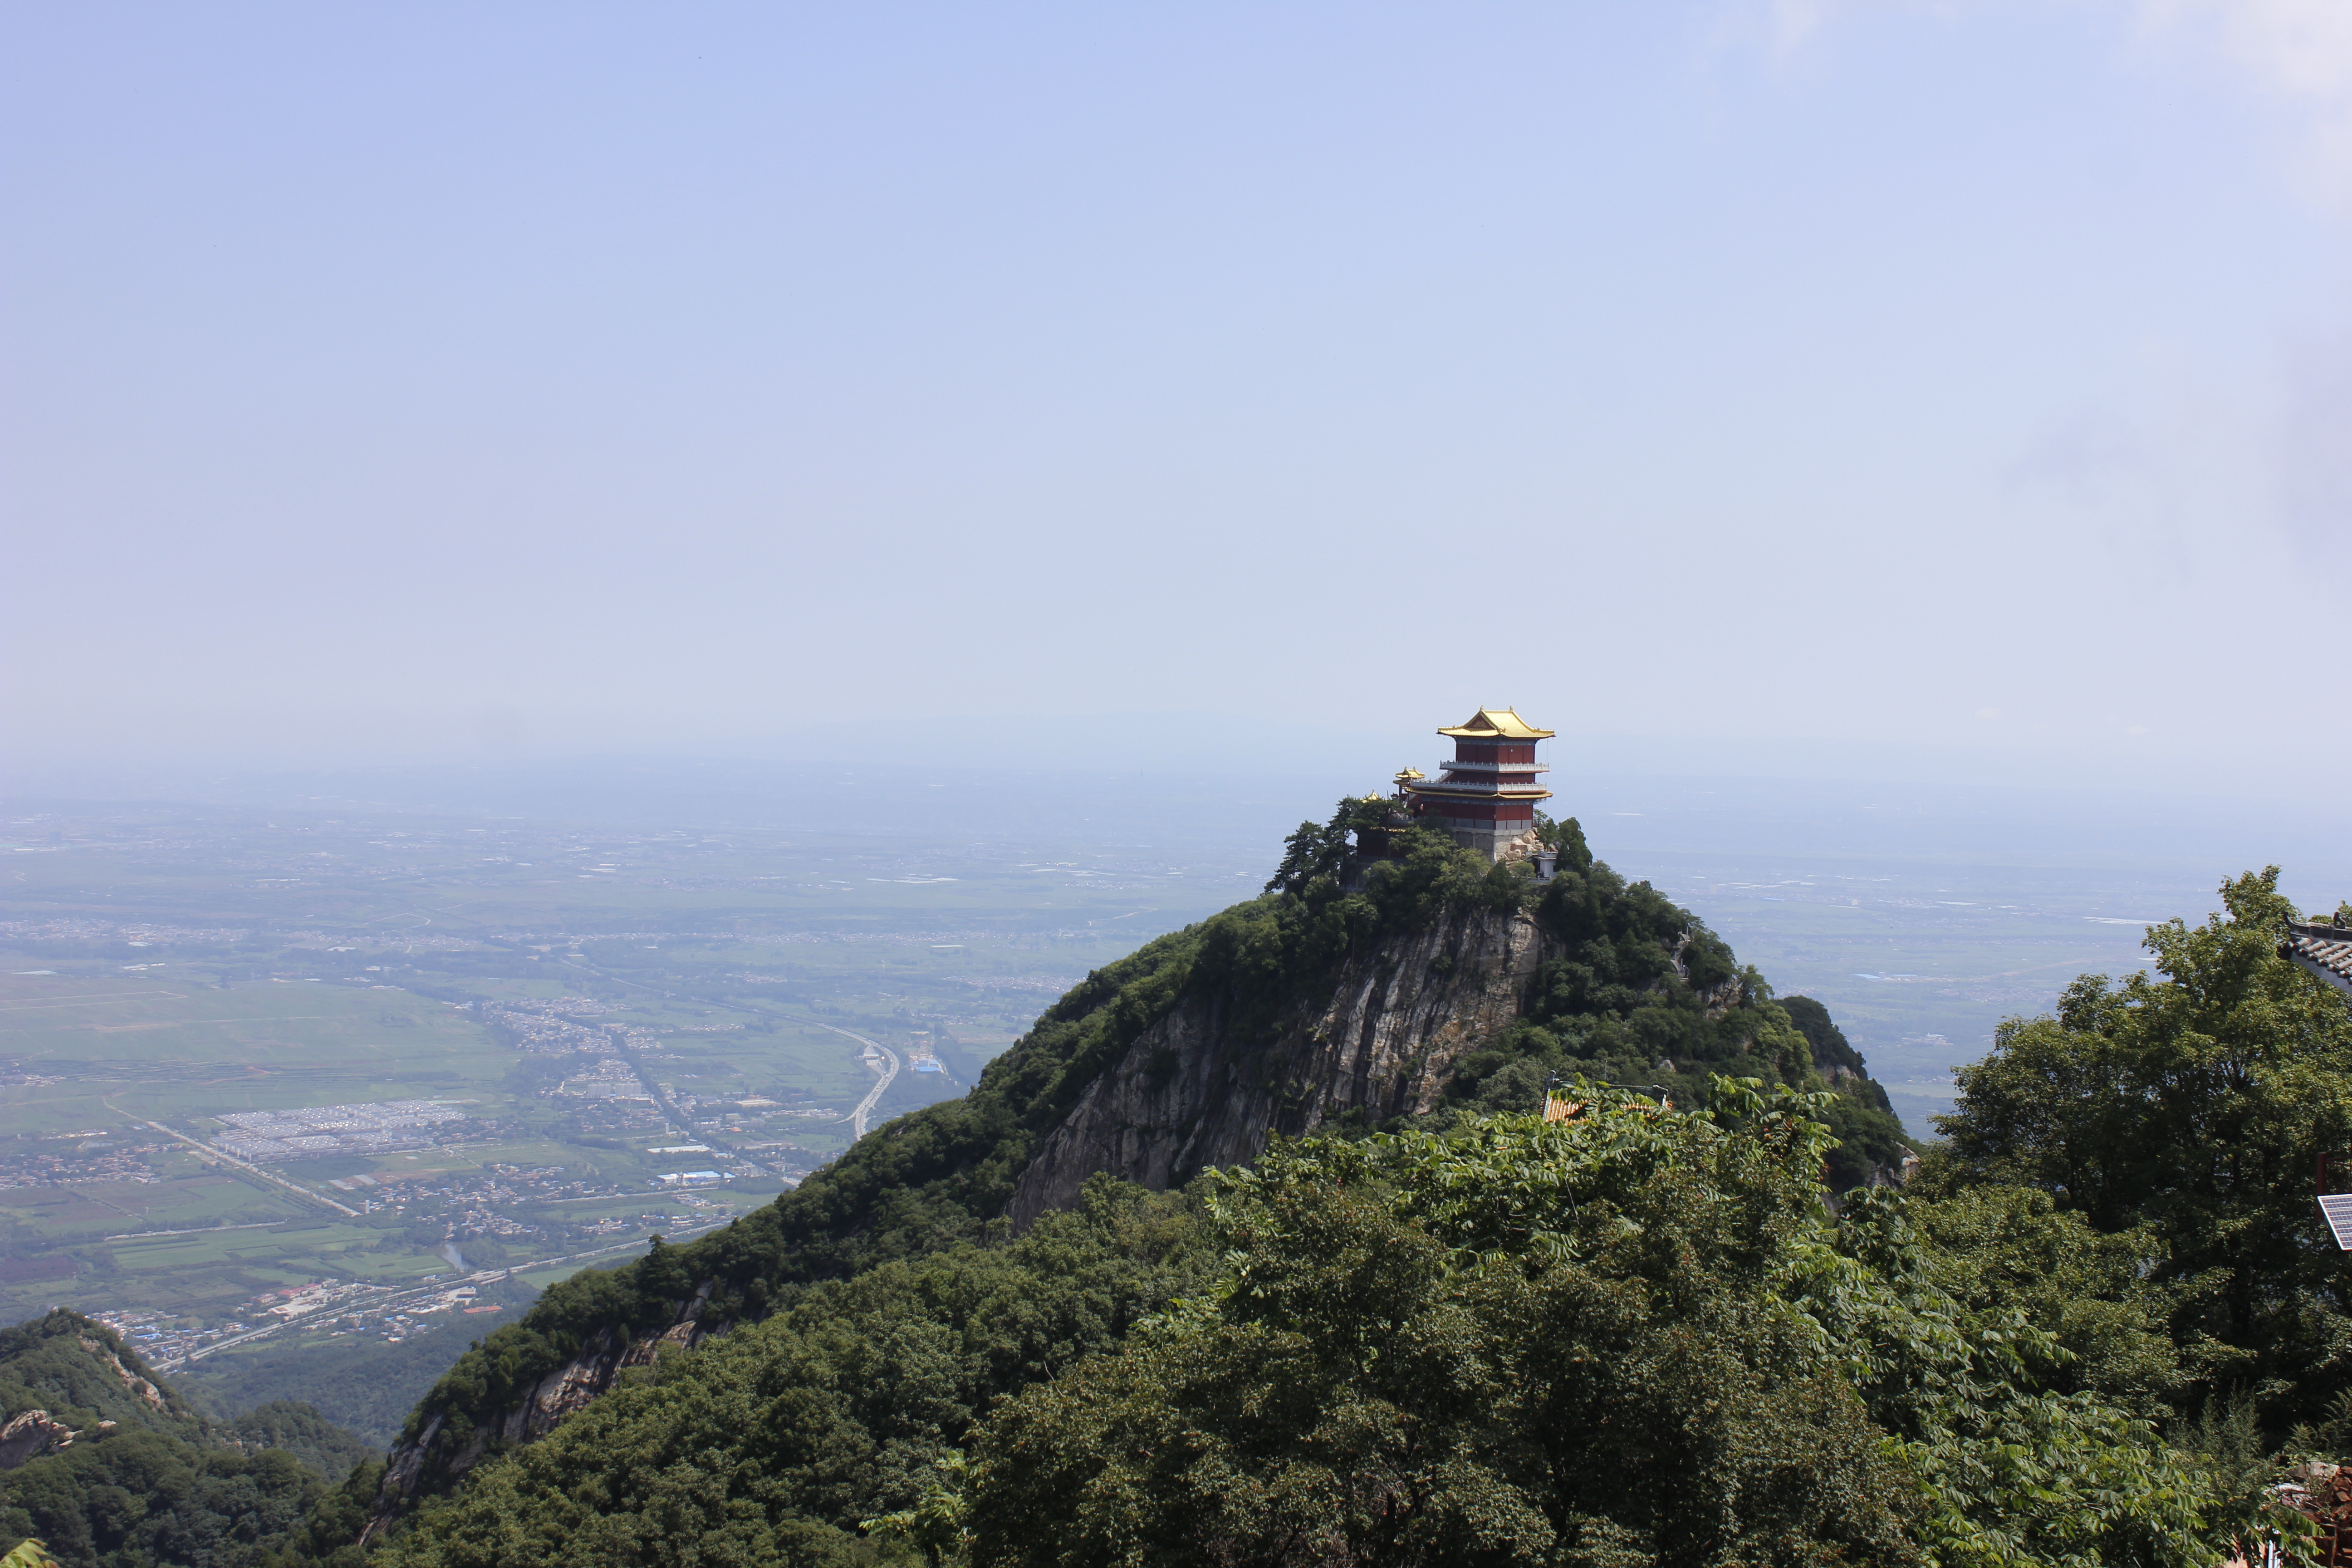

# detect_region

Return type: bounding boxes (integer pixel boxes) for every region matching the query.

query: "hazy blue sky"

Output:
[6,2,2349,791]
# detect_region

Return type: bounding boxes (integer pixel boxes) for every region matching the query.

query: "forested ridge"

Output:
[10,809,2352,1564]
[384,812,1908,1502]
[0,1309,372,1568]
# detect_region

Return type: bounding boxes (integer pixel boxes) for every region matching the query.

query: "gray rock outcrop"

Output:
[1006,902,1545,1229]
[364,1284,722,1539]
[0,1409,78,1470]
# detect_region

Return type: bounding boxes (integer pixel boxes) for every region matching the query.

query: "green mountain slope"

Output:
[378,813,1911,1523]
[226,1405,377,1487]
[380,1184,1204,1567]
[371,1086,2249,1568]
[0,1311,371,1568]
[0,1311,199,1443]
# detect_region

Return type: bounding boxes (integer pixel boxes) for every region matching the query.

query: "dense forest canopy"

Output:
[9,809,2352,1566]
[377,1186,1205,1568]
[0,1312,372,1568]
[1927,870,2352,1433]
[969,1088,2221,1567]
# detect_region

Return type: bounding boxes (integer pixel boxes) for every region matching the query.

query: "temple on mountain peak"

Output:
[1401,706,1554,862]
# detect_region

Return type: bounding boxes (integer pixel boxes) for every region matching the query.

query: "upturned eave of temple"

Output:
[1435,706,1555,741]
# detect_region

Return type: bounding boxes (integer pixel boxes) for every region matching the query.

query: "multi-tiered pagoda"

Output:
[1401,706,1554,861]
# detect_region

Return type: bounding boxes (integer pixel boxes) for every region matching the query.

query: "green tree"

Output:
[1906,1184,2189,1415]
[1931,868,2352,1426]
[225,1403,375,1485]
[968,1086,2231,1567]
[377,1184,1205,1568]
[0,1432,325,1568]
[1822,1186,2230,1566]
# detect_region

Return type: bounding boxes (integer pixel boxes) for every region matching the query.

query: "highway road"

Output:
[797,1021,899,1138]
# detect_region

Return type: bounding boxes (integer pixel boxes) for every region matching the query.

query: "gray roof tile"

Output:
[2283,921,2352,1001]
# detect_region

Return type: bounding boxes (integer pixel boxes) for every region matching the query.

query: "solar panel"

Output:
[2318,1194,2352,1250]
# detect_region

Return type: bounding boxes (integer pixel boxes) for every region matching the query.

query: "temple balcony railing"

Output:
[1430,760,1549,774]
[1409,782,1553,797]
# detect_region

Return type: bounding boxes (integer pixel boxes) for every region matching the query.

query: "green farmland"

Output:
[0,798,1263,1377]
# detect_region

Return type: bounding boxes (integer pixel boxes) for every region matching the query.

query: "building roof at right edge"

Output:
[1436,707,1555,740]
[2283,920,2352,1000]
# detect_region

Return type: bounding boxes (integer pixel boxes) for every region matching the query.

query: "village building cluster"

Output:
[210,1100,470,1163]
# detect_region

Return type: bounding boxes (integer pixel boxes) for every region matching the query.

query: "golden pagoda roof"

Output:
[1393,766,1426,781]
[1436,707,1554,740]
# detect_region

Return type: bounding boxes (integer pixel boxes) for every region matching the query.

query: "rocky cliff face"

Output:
[75,1334,166,1413]
[1007,902,1545,1228]
[0,1409,84,1470]
[367,1285,722,1531]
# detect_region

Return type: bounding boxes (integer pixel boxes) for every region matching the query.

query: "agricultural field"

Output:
[0,797,1264,1376]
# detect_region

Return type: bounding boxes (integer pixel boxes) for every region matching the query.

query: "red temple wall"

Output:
[1418,800,1537,824]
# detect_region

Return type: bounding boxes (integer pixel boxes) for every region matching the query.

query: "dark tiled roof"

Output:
[2283,921,2352,1001]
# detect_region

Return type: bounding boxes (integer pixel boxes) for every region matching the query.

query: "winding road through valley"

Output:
[795,1020,899,1138]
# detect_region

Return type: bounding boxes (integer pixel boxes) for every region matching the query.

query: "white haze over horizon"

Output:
[6,2,2351,810]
